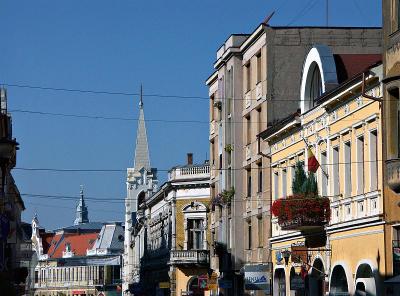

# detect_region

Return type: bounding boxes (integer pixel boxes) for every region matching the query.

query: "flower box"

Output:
[271,194,330,231]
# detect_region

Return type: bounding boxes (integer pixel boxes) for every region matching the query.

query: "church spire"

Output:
[74,185,89,225]
[133,85,150,171]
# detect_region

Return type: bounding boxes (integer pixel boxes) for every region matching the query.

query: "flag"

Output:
[307,147,320,173]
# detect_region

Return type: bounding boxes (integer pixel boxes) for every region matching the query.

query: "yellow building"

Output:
[131,154,212,296]
[260,45,383,295]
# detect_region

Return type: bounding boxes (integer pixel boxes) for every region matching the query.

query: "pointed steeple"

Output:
[74,185,89,225]
[133,85,150,171]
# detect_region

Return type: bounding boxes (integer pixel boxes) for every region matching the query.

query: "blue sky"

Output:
[0,0,381,229]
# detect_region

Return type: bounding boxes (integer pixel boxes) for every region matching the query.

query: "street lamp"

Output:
[281,250,291,266]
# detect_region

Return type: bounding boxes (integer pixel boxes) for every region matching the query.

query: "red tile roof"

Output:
[333,54,382,83]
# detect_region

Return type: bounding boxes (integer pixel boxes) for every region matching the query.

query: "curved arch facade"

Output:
[300,44,339,113]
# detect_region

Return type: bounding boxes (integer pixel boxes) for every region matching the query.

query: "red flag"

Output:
[307,147,320,173]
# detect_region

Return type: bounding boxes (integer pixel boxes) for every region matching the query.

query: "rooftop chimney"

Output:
[187,153,193,165]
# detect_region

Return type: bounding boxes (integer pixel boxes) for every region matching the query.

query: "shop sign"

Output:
[291,242,307,264]
[290,275,305,290]
[208,273,218,290]
[218,279,232,289]
[244,264,272,292]
[72,291,86,295]
[159,282,170,289]
[198,276,208,289]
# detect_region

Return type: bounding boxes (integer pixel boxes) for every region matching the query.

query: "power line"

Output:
[1,80,384,102]
[13,159,385,174]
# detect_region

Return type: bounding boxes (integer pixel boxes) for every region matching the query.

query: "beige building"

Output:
[382,0,400,294]
[207,19,382,295]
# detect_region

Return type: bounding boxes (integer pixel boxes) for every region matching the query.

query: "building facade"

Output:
[31,189,124,296]
[382,0,400,293]
[129,154,211,296]
[207,20,382,295]
[260,45,383,295]
[122,89,158,295]
[0,87,26,295]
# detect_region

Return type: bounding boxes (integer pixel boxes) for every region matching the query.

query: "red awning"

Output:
[72,291,85,295]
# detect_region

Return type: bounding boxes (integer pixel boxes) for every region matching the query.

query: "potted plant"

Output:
[224,144,233,153]
[271,162,330,231]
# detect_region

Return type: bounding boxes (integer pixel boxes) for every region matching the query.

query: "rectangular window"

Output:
[370,130,378,191]
[389,88,400,156]
[345,203,351,220]
[321,152,328,196]
[257,107,262,134]
[258,163,262,193]
[358,201,365,217]
[357,136,364,195]
[35,271,39,283]
[188,219,204,250]
[258,217,263,247]
[210,95,214,121]
[247,169,252,197]
[289,163,295,195]
[228,217,232,249]
[247,221,252,249]
[274,171,279,200]
[256,53,262,83]
[282,169,287,197]
[246,115,251,145]
[332,146,340,196]
[246,63,251,92]
[344,142,352,197]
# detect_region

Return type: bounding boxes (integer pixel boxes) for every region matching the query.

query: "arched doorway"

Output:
[330,265,349,296]
[274,268,286,296]
[187,276,204,296]
[308,258,325,296]
[355,263,376,296]
[290,267,305,296]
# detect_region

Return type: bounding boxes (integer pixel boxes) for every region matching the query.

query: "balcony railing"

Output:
[170,249,209,266]
[387,159,400,193]
[210,120,216,136]
[245,145,251,161]
[245,92,251,109]
[256,82,263,100]
[168,165,210,181]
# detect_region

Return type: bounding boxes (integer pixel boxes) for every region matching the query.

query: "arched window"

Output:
[304,62,323,111]
[137,191,145,207]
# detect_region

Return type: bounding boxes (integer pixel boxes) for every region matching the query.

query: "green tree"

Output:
[292,162,318,196]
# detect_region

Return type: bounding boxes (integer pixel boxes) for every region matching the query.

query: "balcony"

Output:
[210,120,216,136]
[169,249,209,266]
[271,195,330,232]
[168,164,210,181]
[387,159,400,193]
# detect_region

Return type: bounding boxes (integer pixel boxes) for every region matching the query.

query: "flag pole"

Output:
[302,136,329,179]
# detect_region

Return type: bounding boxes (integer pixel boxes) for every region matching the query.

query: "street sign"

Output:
[244,264,272,292]
[208,273,218,290]
[198,276,208,289]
